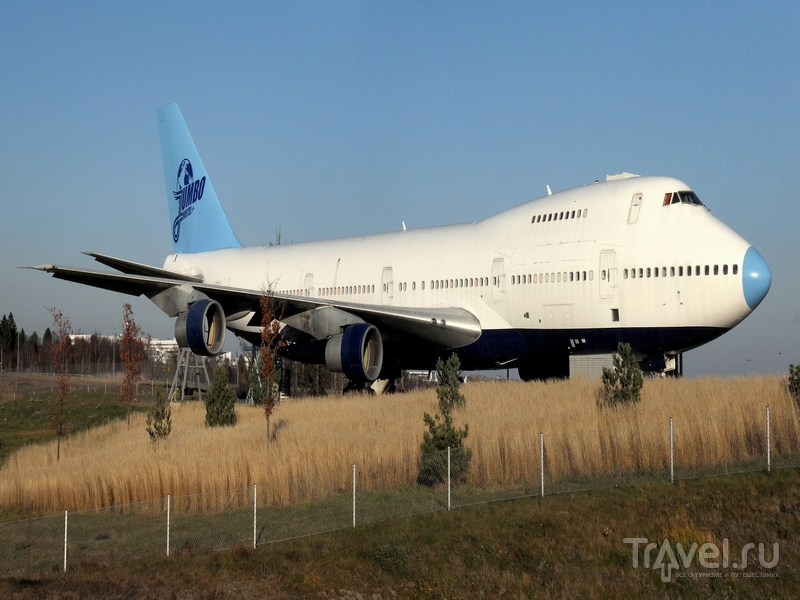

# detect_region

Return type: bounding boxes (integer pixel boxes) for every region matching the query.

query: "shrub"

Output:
[789,364,800,407]
[601,342,643,407]
[205,366,237,427]
[146,386,172,441]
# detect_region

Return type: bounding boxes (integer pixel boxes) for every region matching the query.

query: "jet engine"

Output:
[324,323,383,382]
[175,299,226,356]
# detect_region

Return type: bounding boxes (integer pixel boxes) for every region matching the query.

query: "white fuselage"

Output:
[162,176,759,372]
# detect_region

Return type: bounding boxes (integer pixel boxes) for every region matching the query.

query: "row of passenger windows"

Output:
[395,278,492,292]
[531,208,588,224]
[286,262,738,298]
[621,264,738,279]
[324,285,374,296]
[510,271,595,284]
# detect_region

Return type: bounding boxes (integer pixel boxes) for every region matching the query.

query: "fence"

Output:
[1,404,798,579]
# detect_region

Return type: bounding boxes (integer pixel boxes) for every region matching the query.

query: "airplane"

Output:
[29,103,772,388]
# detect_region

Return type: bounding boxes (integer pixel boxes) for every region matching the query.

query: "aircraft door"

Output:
[381,267,393,305]
[627,193,643,224]
[491,258,505,303]
[599,250,617,299]
[304,273,314,297]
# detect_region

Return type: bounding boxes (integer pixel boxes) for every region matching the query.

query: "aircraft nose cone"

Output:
[742,246,771,309]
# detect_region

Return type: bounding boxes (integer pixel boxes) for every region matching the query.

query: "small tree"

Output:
[788,364,800,407]
[48,307,72,461]
[601,342,643,407]
[418,354,472,486]
[258,293,285,442]
[205,366,237,426]
[146,385,172,441]
[119,304,145,427]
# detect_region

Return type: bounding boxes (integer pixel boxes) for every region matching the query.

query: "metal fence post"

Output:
[669,417,674,484]
[352,464,356,528]
[63,510,68,573]
[447,447,451,511]
[253,485,257,549]
[766,406,771,473]
[540,432,544,497]
[166,494,170,557]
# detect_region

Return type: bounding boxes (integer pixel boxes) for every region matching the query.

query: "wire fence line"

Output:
[1,404,798,579]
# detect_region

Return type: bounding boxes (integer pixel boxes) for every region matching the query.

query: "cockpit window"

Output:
[663,190,705,207]
[677,191,704,206]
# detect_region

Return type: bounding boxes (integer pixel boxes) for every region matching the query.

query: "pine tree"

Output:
[418,354,472,486]
[601,342,643,407]
[788,364,800,407]
[146,386,172,440]
[205,366,236,426]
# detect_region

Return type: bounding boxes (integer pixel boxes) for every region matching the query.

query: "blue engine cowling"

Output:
[175,299,226,356]
[324,323,384,382]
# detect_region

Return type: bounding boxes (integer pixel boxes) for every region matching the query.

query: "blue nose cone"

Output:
[742,247,771,309]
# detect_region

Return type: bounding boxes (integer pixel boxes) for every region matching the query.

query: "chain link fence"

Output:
[2,404,798,579]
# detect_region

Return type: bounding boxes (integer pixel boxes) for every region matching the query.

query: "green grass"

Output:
[0,386,154,466]
[1,468,797,598]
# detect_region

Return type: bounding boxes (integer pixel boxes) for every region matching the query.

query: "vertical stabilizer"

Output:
[157,103,242,254]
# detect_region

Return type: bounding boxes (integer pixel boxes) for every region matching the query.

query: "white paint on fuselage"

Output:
[162,176,754,348]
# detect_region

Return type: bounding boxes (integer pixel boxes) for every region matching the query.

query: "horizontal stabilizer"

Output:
[83,252,203,282]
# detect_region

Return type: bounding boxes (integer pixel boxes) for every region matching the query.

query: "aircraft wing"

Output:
[26,261,481,349]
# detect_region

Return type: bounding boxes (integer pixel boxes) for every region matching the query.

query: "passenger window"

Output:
[631,269,636,279]
[511,276,515,285]
[687,267,691,277]
[623,269,628,279]
[556,272,561,282]
[723,265,728,275]
[601,270,607,280]
[704,265,709,276]
[662,267,667,277]
[654,267,659,278]
[583,209,588,217]
[713,265,719,275]
[547,214,552,221]
[695,266,700,276]
[559,212,564,220]
[733,264,738,275]
[670,267,675,277]
[678,266,683,276]
[577,210,581,219]
[571,210,575,218]
[589,270,594,280]
[611,308,619,322]
[421,281,425,290]
[582,271,587,280]
[647,268,651,278]
[571,272,575,281]
[545,273,549,283]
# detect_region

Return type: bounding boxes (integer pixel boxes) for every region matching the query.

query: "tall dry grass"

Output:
[1,377,797,513]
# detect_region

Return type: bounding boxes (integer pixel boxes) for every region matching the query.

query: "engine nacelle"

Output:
[324,323,383,382]
[175,299,226,356]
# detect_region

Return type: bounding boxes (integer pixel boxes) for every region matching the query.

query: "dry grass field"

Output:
[1,376,798,513]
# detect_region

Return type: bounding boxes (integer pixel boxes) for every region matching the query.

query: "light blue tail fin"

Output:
[157,103,242,253]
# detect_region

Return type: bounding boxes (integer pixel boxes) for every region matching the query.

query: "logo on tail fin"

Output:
[172,159,206,243]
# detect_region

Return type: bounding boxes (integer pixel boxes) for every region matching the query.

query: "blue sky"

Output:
[1,1,798,376]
